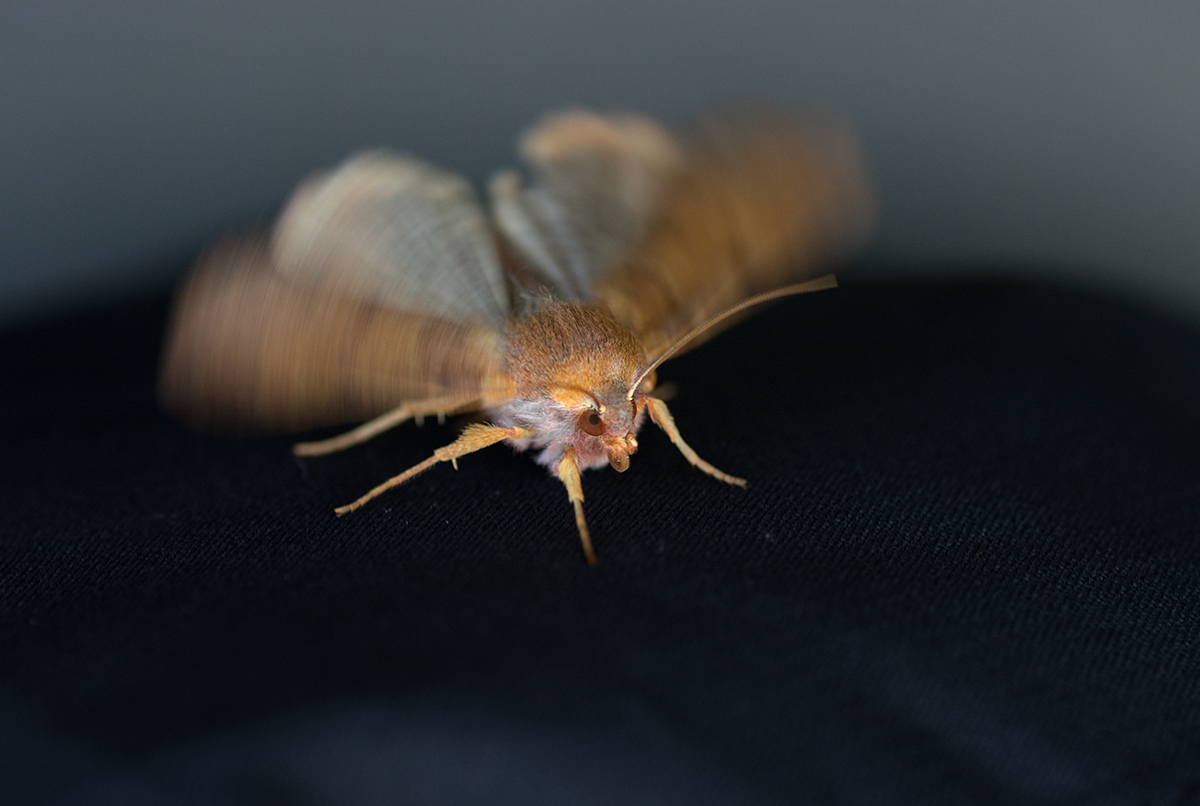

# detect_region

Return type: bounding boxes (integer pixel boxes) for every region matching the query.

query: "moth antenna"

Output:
[626,274,838,400]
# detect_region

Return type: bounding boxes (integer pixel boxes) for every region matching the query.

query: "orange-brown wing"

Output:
[158,236,505,433]
[159,150,519,433]
[591,110,875,359]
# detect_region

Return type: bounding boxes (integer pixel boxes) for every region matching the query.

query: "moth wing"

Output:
[159,237,507,433]
[489,110,684,301]
[592,110,875,359]
[160,152,519,432]
[274,151,511,328]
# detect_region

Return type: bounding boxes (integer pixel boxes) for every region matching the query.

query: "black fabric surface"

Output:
[4,275,1200,804]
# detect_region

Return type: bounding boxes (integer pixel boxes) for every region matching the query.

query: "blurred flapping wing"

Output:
[489,110,685,303]
[591,110,875,359]
[159,153,512,433]
[274,152,511,328]
[160,109,873,432]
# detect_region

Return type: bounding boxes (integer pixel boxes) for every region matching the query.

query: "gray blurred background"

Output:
[1,1,1197,326]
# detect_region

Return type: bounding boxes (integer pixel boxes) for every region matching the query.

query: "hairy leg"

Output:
[645,396,747,488]
[293,394,481,457]
[556,446,597,566]
[334,423,531,515]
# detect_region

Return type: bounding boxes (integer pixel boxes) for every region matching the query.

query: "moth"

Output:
[159,107,873,564]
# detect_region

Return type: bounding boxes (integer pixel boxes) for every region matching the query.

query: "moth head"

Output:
[553,383,651,473]
[574,406,639,472]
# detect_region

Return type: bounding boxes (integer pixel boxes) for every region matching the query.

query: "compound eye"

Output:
[578,409,605,436]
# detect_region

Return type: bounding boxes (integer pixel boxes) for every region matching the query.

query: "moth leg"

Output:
[293,395,481,457]
[645,396,747,488]
[334,423,531,515]
[557,446,597,566]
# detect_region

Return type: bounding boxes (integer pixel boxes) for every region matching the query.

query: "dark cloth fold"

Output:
[4,275,1200,804]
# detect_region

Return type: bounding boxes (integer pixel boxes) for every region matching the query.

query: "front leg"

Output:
[556,446,598,566]
[334,423,531,515]
[645,396,747,488]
